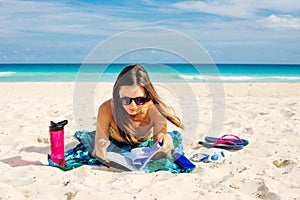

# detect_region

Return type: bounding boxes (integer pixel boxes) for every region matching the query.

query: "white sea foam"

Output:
[270,76,300,80]
[178,74,202,80]
[0,72,16,76]
[178,74,300,82]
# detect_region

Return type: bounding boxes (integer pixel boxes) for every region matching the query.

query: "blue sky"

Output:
[0,0,300,63]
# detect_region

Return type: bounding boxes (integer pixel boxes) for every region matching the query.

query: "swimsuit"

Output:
[109,126,153,143]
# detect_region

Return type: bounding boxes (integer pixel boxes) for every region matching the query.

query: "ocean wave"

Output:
[269,76,300,80]
[178,74,300,82]
[0,72,16,76]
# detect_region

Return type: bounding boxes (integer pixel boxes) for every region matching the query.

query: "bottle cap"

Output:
[49,120,68,131]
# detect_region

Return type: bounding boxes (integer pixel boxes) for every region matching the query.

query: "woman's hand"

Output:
[92,139,110,162]
[155,133,174,159]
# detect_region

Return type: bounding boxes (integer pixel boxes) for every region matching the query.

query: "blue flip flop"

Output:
[198,140,244,150]
[205,134,249,146]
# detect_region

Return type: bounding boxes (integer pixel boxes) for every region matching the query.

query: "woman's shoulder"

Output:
[98,99,113,115]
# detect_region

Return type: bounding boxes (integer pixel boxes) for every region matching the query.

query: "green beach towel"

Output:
[48,130,194,173]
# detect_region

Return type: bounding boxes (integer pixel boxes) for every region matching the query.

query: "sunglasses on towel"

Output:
[120,96,150,106]
[191,151,225,162]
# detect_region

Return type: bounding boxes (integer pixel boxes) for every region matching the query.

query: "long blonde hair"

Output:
[112,64,183,144]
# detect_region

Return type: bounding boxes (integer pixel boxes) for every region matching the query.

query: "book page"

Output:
[106,142,162,171]
[131,142,162,169]
[106,152,135,171]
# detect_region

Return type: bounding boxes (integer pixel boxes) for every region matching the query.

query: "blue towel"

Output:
[48,130,194,173]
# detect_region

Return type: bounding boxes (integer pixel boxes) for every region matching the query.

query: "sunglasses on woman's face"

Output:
[120,96,149,106]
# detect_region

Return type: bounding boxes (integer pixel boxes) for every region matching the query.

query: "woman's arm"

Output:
[152,107,174,157]
[92,100,112,161]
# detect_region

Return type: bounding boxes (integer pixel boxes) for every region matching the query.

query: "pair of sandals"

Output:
[199,134,249,150]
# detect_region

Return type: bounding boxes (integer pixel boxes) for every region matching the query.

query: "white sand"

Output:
[0,82,299,199]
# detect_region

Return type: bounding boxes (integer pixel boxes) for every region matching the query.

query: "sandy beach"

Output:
[0,82,299,199]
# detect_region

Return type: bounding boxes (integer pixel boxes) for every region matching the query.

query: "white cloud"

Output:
[0,0,151,37]
[172,0,254,18]
[259,15,300,29]
[171,0,300,19]
[258,0,300,13]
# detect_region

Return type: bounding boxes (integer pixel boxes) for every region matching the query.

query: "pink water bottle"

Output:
[49,120,68,166]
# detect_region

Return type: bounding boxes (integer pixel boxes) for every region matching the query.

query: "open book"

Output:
[106,142,163,171]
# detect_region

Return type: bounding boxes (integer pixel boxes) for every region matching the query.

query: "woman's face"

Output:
[119,85,148,116]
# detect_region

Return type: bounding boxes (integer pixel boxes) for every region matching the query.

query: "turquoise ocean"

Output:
[0,63,300,82]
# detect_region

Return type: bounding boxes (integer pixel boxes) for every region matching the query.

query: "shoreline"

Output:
[1,82,300,97]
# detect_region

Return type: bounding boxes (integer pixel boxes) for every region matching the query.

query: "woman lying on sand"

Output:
[92,64,184,162]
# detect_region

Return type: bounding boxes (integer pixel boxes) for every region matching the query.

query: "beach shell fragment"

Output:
[37,137,49,144]
[272,159,292,168]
